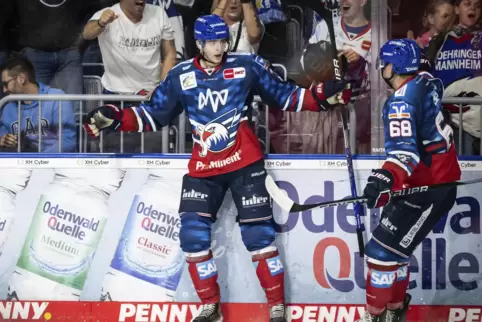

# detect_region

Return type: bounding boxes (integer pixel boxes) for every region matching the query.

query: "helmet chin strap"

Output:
[382,66,396,89]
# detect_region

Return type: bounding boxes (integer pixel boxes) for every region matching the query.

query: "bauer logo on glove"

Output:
[363,168,394,208]
[83,104,122,138]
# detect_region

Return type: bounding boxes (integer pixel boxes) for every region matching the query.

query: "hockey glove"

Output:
[311,79,352,111]
[83,104,123,138]
[363,168,394,208]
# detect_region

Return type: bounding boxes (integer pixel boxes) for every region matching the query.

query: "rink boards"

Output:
[0,154,480,322]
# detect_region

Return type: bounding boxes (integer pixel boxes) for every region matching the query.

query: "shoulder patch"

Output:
[255,55,270,69]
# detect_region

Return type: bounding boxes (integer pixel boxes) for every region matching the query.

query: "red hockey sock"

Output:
[366,261,399,316]
[186,251,220,304]
[252,250,285,307]
[387,265,410,310]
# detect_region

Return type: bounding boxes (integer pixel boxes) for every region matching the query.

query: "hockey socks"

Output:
[252,249,285,307]
[186,250,220,304]
[388,265,410,310]
[366,262,399,316]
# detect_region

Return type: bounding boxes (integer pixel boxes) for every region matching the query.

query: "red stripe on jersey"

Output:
[425,141,446,152]
[289,90,299,112]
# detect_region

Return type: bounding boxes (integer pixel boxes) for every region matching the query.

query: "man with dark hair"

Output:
[0,56,77,152]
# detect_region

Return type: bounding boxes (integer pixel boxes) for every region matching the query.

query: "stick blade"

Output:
[265,174,294,212]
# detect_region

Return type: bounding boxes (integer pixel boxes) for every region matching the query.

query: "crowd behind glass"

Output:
[0,0,481,155]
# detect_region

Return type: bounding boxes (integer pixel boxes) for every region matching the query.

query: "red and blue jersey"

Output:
[431,28,482,87]
[122,52,319,177]
[382,72,461,188]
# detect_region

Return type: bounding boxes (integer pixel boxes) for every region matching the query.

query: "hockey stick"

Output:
[266,174,482,213]
[310,2,366,256]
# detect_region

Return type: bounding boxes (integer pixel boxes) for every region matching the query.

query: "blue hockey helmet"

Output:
[377,38,421,74]
[194,15,229,42]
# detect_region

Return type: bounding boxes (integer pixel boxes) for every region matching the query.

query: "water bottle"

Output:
[101,170,184,301]
[7,168,125,300]
[0,169,32,256]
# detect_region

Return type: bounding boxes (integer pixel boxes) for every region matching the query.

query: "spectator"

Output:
[83,0,177,153]
[83,0,177,95]
[0,0,13,67]
[269,0,371,154]
[0,0,14,102]
[408,0,455,48]
[212,0,265,54]
[11,1,99,110]
[148,0,187,60]
[0,56,76,153]
[427,0,482,155]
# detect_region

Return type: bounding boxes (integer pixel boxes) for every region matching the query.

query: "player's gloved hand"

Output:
[311,79,352,111]
[83,104,123,138]
[363,168,394,208]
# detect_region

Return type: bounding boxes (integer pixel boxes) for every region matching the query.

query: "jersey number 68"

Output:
[389,120,412,137]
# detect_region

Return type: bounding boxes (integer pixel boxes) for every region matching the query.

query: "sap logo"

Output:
[370,270,396,288]
[198,89,229,113]
[196,259,217,280]
[267,256,284,276]
[396,266,408,281]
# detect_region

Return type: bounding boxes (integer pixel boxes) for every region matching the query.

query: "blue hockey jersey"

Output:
[0,83,77,153]
[431,28,482,87]
[382,72,460,188]
[122,52,319,177]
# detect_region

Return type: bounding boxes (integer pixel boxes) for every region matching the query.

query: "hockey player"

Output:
[83,14,352,322]
[359,38,461,322]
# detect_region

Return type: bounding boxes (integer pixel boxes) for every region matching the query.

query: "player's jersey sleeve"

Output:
[250,55,318,112]
[124,72,183,132]
[383,96,420,180]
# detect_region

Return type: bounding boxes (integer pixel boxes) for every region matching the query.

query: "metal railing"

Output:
[441,97,482,155]
[0,92,359,155]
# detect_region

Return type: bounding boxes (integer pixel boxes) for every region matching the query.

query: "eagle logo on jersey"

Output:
[197,122,230,157]
[191,108,242,157]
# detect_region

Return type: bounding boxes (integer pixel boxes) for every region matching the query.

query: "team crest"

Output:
[180,71,197,90]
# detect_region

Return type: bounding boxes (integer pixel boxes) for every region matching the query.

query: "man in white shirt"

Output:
[83,0,177,95]
[211,0,264,54]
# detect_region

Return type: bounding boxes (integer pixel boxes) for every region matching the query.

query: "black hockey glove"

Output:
[83,104,123,138]
[363,169,394,208]
[311,79,352,112]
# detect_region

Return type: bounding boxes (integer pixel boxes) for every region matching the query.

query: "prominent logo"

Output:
[180,71,197,90]
[223,67,245,79]
[198,89,229,113]
[195,151,242,171]
[196,258,217,280]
